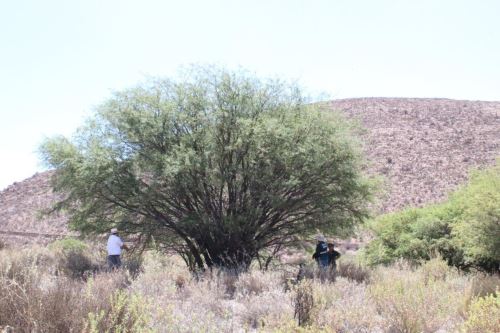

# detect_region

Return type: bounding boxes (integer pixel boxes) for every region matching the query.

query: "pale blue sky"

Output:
[1,0,499,189]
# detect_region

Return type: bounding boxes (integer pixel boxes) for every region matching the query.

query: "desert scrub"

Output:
[0,246,57,280]
[234,269,282,296]
[460,273,500,317]
[131,257,234,332]
[84,290,153,333]
[462,290,500,333]
[50,238,99,278]
[294,279,315,326]
[313,277,383,332]
[370,260,464,333]
[236,288,295,330]
[336,258,371,283]
[0,249,129,333]
[420,256,454,284]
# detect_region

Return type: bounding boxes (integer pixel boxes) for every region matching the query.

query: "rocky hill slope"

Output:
[1,98,499,245]
[0,171,71,245]
[330,98,499,212]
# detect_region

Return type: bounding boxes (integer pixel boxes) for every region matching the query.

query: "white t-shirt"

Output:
[107,234,124,255]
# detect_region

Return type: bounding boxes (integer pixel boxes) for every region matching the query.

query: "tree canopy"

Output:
[41,67,372,270]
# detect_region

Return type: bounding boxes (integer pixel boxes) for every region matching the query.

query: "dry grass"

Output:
[336,259,371,283]
[1,245,499,332]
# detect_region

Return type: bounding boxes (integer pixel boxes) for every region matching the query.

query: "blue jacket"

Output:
[312,241,329,266]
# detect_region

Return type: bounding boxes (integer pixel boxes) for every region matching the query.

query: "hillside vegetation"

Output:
[362,162,500,272]
[1,98,499,245]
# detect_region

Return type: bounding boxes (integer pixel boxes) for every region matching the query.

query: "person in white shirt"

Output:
[107,228,128,269]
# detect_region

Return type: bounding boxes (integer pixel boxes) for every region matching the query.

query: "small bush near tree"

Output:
[50,238,98,278]
[49,238,88,253]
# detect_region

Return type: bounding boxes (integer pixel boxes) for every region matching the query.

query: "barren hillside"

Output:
[0,171,71,244]
[1,98,499,244]
[330,98,499,212]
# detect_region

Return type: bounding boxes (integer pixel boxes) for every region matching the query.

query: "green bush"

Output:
[50,238,98,278]
[363,162,500,272]
[462,291,500,333]
[450,164,500,272]
[84,290,153,333]
[49,238,88,253]
[362,205,461,267]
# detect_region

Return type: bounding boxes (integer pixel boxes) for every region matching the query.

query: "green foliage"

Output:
[49,238,97,278]
[462,291,500,333]
[362,205,459,266]
[49,238,88,253]
[362,162,500,272]
[84,290,153,333]
[450,164,500,271]
[40,65,372,270]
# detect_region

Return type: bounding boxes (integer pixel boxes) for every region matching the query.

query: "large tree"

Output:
[41,67,372,270]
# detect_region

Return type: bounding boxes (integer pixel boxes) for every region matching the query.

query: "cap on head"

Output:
[315,234,326,242]
[111,228,118,234]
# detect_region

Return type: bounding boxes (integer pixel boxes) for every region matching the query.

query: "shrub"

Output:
[122,253,144,278]
[0,246,129,333]
[369,261,463,333]
[363,162,500,272]
[238,289,295,330]
[4,245,495,332]
[0,273,84,332]
[49,238,88,253]
[0,246,57,281]
[461,274,500,316]
[451,163,500,272]
[64,249,97,278]
[235,270,282,296]
[48,238,100,278]
[220,270,239,297]
[294,280,315,327]
[84,290,153,333]
[420,256,453,284]
[462,291,500,333]
[336,260,371,283]
[362,205,459,267]
[313,278,382,332]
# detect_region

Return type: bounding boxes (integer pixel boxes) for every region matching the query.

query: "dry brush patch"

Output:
[1,246,499,332]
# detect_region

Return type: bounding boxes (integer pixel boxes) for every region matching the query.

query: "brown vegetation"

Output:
[0,246,498,332]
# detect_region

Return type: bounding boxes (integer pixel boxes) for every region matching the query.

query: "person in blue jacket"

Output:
[312,235,329,269]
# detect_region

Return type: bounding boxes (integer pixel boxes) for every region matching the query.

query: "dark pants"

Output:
[108,255,122,270]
